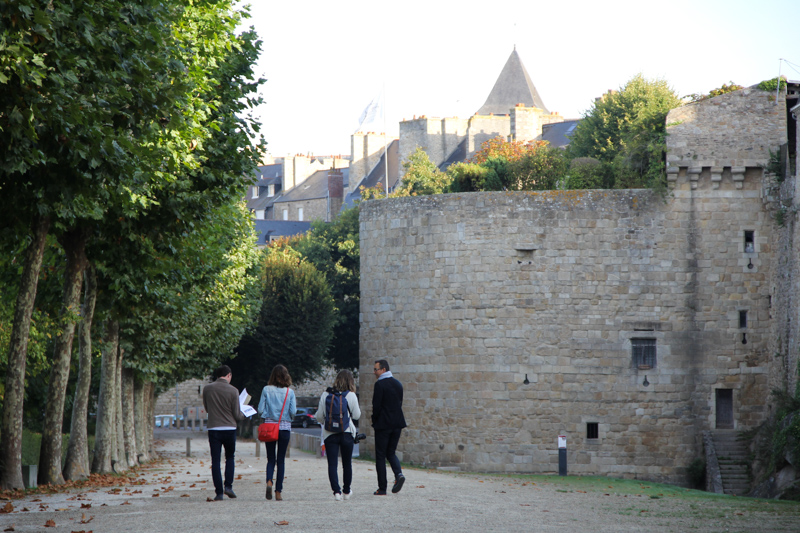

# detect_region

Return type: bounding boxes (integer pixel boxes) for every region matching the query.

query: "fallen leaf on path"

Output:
[206,497,216,502]
[2,525,13,531]
[0,503,12,513]
[181,494,190,498]
[151,494,160,497]
[55,508,68,511]
[80,503,92,509]
[44,519,56,527]
[236,475,242,480]
[80,513,94,524]
[189,484,196,488]
[120,501,131,506]
[416,485,425,488]
[21,508,29,512]
[273,521,289,526]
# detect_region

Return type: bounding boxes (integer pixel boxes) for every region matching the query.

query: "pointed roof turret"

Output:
[476,49,548,115]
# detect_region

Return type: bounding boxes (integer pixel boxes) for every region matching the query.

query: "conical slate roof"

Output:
[476,49,548,115]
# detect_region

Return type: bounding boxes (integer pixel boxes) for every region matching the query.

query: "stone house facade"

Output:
[356,83,799,485]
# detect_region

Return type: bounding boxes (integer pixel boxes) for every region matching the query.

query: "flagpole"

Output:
[383,83,388,198]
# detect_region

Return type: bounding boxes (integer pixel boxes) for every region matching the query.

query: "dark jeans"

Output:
[208,429,237,495]
[265,430,291,493]
[374,428,403,492]
[324,432,354,494]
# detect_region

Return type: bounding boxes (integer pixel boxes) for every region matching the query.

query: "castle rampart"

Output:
[358,178,780,483]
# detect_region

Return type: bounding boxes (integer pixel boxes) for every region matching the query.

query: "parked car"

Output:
[155,414,181,428]
[291,407,320,428]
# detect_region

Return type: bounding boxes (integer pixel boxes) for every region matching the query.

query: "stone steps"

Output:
[712,431,750,496]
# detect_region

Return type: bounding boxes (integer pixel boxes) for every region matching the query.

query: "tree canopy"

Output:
[565,74,682,189]
[228,249,335,394]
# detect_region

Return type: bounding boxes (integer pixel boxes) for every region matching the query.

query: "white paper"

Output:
[240,388,257,417]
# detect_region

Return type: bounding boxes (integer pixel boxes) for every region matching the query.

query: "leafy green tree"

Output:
[566,74,682,188]
[0,0,265,486]
[506,142,569,191]
[395,148,451,196]
[446,161,504,192]
[283,206,361,370]
[228,249,335,395]
[565,157,612,190]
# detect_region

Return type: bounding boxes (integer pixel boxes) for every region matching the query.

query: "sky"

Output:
[241,0,799,158]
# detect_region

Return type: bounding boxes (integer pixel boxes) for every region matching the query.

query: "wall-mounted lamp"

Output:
[642,375,650,387]
[747,258,753,270]
[741,332,748,345]
[523,374,530,385]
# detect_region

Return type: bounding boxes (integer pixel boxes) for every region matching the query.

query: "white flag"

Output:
[355,89,384,133]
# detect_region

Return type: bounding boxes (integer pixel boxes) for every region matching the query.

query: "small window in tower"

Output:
[587,422,599,440]
[632,338,656,369]
[744,231,754,253]
[739,310,748,329]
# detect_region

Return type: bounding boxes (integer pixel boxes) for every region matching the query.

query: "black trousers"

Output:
[374,428,402,492]
[208,429,236,495]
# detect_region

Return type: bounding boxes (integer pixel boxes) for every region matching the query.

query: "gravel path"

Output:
[2,429,798,532]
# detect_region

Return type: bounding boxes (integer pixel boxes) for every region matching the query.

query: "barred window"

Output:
[586,422,599,440]
[632,338,656,369]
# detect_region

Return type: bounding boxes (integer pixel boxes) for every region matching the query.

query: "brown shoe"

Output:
[266,481,273,500]
[275,491,282,501]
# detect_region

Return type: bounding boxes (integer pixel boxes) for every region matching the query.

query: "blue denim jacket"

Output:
[258,385,296,422]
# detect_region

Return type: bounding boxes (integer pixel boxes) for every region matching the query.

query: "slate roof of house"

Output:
[344,140,399,208]
[274,167,350,203]
[476,49,548,115]
[540,119,580,148]
[246,164,283,211]
[253,220,312,245]
[438,139,467,171]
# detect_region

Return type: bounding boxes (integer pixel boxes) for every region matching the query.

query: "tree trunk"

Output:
[147,382,157,459]
[121,368,137,467]
[91,320,118,474]
[133,376,148,464]
[38,229,88,486]
[63,265,97,480]
[113,345,127,472]
[0,214,51,490]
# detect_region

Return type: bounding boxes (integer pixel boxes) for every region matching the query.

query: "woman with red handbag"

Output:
[257,365,296,500]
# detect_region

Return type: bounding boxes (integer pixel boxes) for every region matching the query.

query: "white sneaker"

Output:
[343,491,352,500]
[334,492,343,501]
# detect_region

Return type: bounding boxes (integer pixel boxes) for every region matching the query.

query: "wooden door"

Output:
[716,389,733,429]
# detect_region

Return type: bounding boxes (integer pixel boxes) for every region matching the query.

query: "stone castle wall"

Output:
[357,177,781,483]
[154,378,208,419]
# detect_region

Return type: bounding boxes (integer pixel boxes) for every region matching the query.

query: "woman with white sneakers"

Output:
[315,370,361,501]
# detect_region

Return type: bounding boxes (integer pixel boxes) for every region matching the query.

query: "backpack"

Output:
[324,389,350,433]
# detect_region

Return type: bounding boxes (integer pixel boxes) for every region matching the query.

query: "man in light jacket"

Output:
[202,365,245,501]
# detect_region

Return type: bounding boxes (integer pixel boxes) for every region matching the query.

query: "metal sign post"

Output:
[558,435,567,476]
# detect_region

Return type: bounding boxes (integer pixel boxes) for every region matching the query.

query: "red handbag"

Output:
[258,387,289,443]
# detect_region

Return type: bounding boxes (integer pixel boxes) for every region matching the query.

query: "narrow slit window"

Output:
[744,231,754,253]
[739,310,748,329]
[587,422,599,439]
[632,338,657,369]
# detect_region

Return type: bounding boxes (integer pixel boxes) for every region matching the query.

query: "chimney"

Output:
[327,168,344,220]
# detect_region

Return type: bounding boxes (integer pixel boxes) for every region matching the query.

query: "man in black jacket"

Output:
[371,359,407,495]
